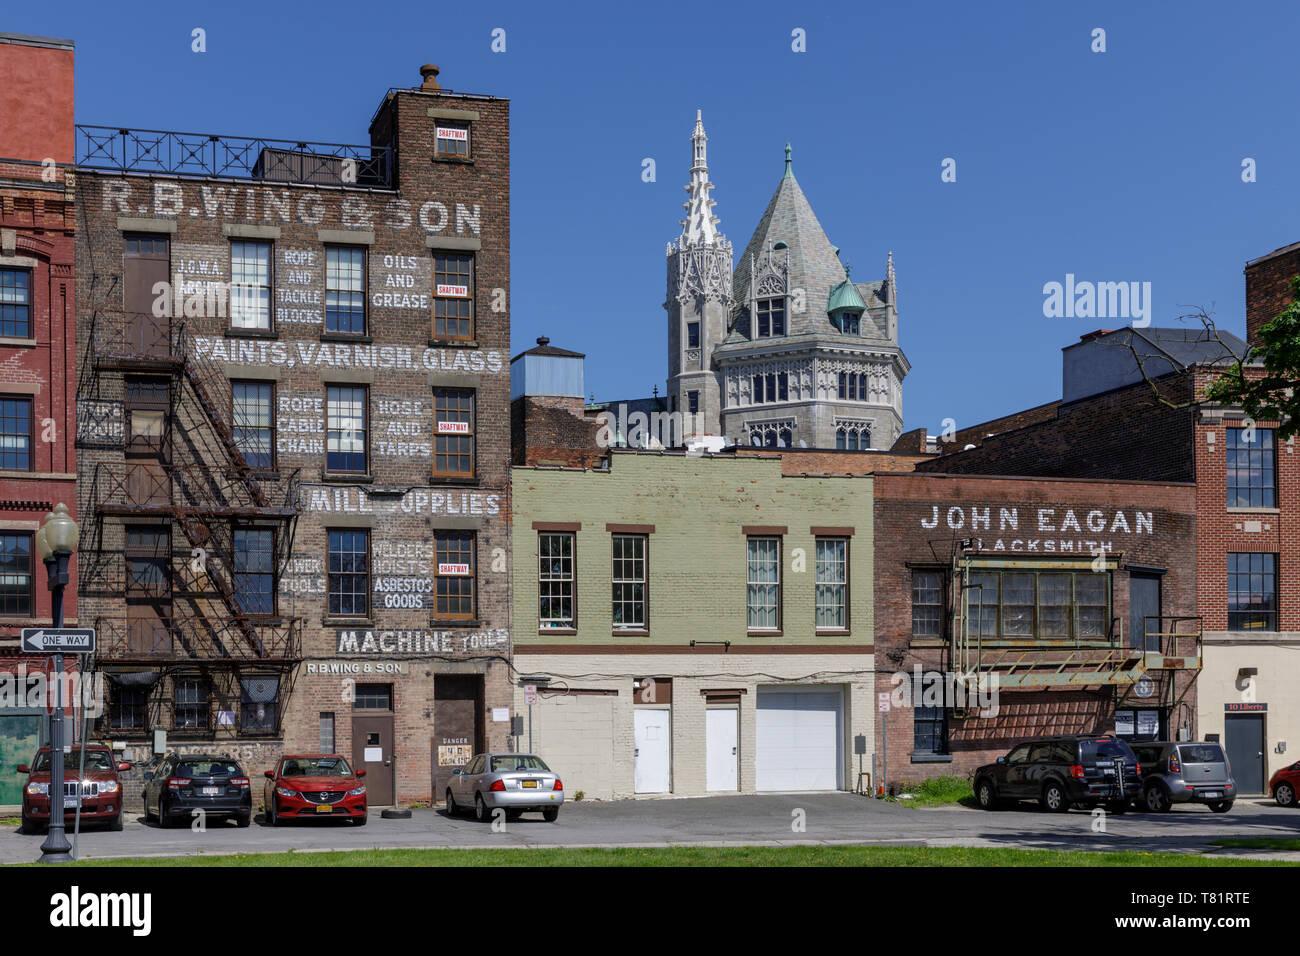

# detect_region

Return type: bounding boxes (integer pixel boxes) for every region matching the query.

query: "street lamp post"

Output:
[36,503,78,864]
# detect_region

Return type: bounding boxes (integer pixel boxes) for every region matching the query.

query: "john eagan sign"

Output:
[920,503,1159,554]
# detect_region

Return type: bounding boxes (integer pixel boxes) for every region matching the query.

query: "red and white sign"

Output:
[438,563,470,576]
[435,126,468,142]
[437,421,470,434]
[524,684,537,706]
[878,693,892,713]
[436,283,469,297]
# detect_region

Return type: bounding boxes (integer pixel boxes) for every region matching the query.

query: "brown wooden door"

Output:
[124,378,171,508]
[433,675,483,801]
[123,234,171,358]
[125,525,171,655]
[352,713,395,805]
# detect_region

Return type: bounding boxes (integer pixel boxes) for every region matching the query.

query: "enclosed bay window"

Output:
[964,567,1112,641]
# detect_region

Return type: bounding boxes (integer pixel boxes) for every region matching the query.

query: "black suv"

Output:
[974,735,1142,813]
[141,753,252,828]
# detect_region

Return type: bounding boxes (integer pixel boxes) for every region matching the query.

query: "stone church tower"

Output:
[665,111,732,440]
[664,112,910,449]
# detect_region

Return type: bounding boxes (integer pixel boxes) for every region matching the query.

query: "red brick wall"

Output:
[0,37,74,165]
[1245,242,1300,346]
[511,395,604,468]
[873,472,1197,786]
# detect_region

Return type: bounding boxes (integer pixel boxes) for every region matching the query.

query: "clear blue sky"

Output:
[16,0,1300,435]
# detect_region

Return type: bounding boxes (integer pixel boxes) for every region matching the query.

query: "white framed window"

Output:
[612,534,647,630]
[747,536,781,630]
[230,240,272,330]
[538,532,575,630]
[815,537,848,630]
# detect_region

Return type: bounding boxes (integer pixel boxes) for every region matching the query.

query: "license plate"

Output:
[315,804,332,813]
[522,780,537,789]
[1203,791,1221,799]
[202,787,220,796]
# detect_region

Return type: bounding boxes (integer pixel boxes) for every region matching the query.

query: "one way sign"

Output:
[21,628,96,653]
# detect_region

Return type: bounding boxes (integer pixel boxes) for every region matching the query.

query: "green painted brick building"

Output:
[512,449,876,799]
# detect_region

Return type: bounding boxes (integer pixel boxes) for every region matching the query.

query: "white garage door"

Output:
[534,694,616,800]
[756,688,843,791]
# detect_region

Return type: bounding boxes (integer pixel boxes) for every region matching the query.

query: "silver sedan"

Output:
[445,753,564,822]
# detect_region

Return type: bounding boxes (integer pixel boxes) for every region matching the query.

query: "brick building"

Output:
[75,64,513,807]
[873,472,1199,786]
[916,306,1297,793]
[0,33,78,807]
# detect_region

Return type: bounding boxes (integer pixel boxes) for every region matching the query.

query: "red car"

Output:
[1269,761,1300,807]
[264,754,367,825]
[18,745,132,834]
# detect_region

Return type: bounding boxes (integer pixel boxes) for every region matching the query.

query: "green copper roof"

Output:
[783,142,793,180]
[827,277,867,313]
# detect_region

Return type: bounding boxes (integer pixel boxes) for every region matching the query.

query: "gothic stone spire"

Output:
[679,109,723,247]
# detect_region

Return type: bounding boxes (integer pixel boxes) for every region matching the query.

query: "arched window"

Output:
[779,428,792,448]
[836,428,846,450]
[764,430,778,448]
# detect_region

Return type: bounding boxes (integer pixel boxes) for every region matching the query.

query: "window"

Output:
[327,529,369,617]
[0,268,31,338]
[912,570,943,637]
[326,385,367,473]
[964,569,1112,640]
[230,240,272,330]
[434,531,475,621]
[231,381,273,469]
[687,322,700,348]
[325,246,366,334]
[0,396,31,470]
[433,254,473,340]
[687,391,699,415]
[233,526,275,616]
[839,313,861,335]
[838,371,869,401]
[1228,553,1277,631]
[353,684,392,710]
[538,532,575,629]
[835,424,870,450]
[319,713,335,753]
[612,534,647,630]
[914,706,947,755]
[435,123,470,158]
[239,675,279,732]
[815,538,848,630]
[751,372,788,405]
[747,536,780,630]
[125,378,169,454]
[433,388,475,478]
[755,297,785,337]
[1227,427,1276,508]
[173,677,211,731]
[0,533,32,616]
[109,682,149,732]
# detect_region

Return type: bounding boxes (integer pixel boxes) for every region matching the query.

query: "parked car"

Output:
[1130,741,1235,813]
[1268,761,1300,807]
[445,753,563,822]
[263,754,367,826]
[17,744,132,834]
[973,734,1142,813]
[142,753,252,828]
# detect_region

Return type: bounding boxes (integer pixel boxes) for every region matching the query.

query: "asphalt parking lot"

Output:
[3,792,1299,863]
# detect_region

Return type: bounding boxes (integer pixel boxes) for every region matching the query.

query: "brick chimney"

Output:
[420,64,440,90]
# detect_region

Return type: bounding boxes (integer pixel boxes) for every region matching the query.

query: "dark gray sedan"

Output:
[445,753,564,822]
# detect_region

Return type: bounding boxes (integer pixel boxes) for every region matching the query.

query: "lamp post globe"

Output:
[36,502,77,864]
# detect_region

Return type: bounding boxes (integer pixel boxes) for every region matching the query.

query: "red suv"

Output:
[17,745,132,834]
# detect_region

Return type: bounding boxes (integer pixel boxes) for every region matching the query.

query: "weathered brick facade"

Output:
[0,33,79,808]
[873,472,1198,787]
[1245,241,1300,345]
[74,67,513,807]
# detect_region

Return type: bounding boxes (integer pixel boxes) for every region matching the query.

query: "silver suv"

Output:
[1131,741,1235,813]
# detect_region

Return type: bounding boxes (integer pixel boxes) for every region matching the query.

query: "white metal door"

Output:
[706,708,739,791]
[756,688,842,791]
[634,708,671,793]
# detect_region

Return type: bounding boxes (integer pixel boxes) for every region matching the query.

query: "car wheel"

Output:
[1275,782,1297,808]
[475,793,488,822]
[1144,784,1171,813]
[1210,801,1233,814]
[975,778,999,810]
[108,812,124,832]
[353,813,368,826]
[543,806,559,823]
[1105,800,1129,815]
[143,796,153,823]
[236,812,251,828]
[269,798,280,826]
[20,815,39,835]
[445,789,457,816]
[1041,780,1070,812]
[159,796,172,829]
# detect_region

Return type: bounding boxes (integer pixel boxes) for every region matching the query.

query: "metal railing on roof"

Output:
[75,125,392,187]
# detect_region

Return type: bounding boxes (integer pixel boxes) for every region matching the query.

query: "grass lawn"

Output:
[894,776,976,808]
[32,844,1290,867]
[1212,837,1300,852]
